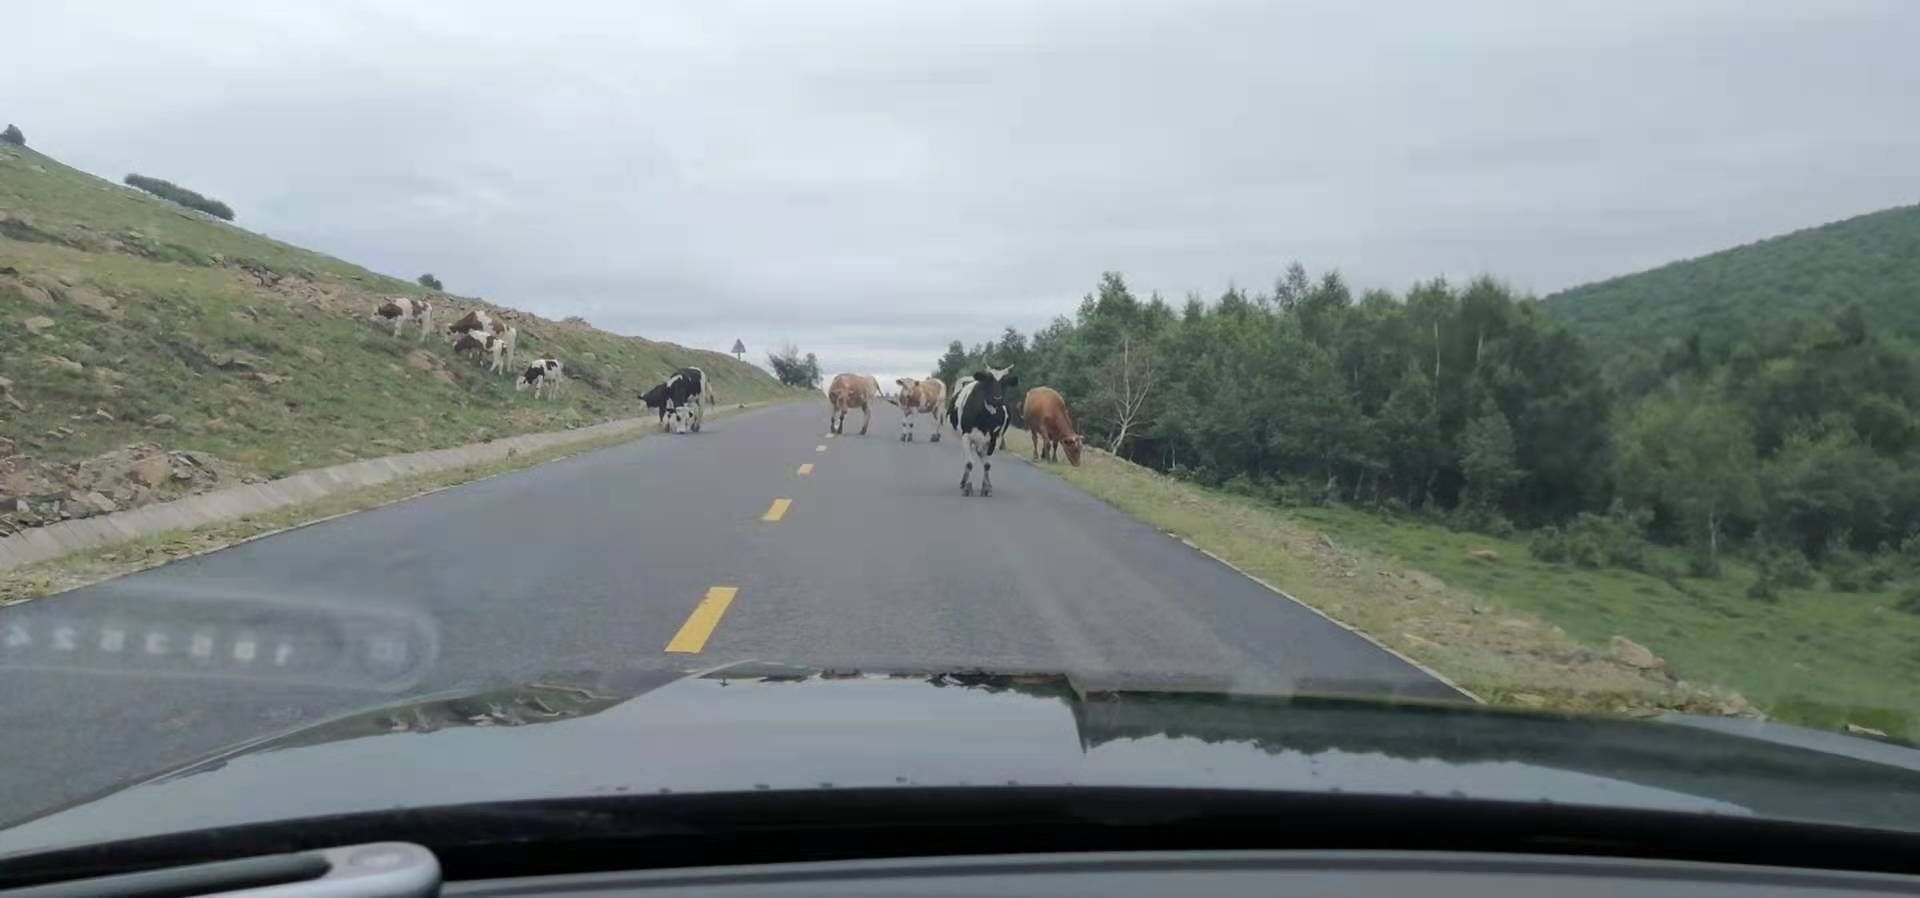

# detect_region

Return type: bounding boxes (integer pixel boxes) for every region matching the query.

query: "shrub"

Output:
[1,124,23,146]
[1898,587,1920,616]
[417,273,443,290]
[1824,546,1892,593]
[1527,507,1652,572]
[123,173,235,221]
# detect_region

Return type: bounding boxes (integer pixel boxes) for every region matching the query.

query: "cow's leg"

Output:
[1031,428,1041,461]
[980,435,995,497]
[959,432,976,496]
[859,404,870,436]
[691,399,704,432]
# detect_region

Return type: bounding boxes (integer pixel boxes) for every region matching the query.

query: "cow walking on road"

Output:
[1022,386,1084,466]
[947,366,1017,496]
[641,366,715,433]
[827,373,882,436]
[893,377,946,442]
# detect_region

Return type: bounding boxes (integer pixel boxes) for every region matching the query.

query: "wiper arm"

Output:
[0,842,436,898]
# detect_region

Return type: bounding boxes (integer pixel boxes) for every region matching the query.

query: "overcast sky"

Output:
[8,1,1919,380]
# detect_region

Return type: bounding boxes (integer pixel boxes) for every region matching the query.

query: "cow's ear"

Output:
[971,370,989,383]
[1003,374,1019,388]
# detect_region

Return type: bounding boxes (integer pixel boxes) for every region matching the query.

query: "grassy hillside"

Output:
[1,143,794,520]
[1541,203,1920,358]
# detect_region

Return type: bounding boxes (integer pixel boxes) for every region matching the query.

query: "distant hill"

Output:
[1,143,792,528]
[1540,203,1920,359]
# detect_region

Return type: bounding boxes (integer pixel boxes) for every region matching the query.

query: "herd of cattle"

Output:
[370,296,711,426]
[832,367,1086,497]
[374,296,1082,495]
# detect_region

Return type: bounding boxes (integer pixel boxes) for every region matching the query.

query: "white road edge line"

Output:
[1006,450,1483,704]
[1173,535,1486,704]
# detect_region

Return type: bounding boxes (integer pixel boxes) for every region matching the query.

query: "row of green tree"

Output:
[123,173,235,221]
[935,267,1920,585]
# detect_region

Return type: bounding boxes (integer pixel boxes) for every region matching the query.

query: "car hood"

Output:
[8,663,1920,854]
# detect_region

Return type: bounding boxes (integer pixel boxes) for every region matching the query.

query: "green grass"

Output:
[1285,506,1920,739]
[1013,431,1920,741]
[1,144,799,480]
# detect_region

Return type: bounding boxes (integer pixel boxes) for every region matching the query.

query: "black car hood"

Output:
[8,664,1920,855]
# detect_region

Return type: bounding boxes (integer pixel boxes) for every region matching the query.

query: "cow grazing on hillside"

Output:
[371,297,432,340]
[445,309,518,373]
[641,366,715,433]
[827,373,882,436]
[947,366,1017,496]
[1022,386,1084,466]
[517,358,564,399]
[894,377,946,442]
[451,328,510,372]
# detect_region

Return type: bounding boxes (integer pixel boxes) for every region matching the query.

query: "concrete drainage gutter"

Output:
[0,415,663,573]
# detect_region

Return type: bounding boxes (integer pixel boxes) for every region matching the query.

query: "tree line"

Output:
[935,266,1920,595]
[123,173,235,221]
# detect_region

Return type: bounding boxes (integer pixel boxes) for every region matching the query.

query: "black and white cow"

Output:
[517,358,563,400]
[640,366,715,434]
[946,366,1017,496]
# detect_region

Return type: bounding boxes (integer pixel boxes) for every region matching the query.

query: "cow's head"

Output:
[970,366,1017,412]
[1062,434,1085,466]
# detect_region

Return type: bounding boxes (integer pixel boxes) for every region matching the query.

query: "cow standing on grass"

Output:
[894,377,946,442]
[947,366,1017,497]
[445,309,518,374]
[1022,386,1084,466]
[517,358,564,399]
[371,297,432,340]
[827,373,882,436]
[641,366,715,433]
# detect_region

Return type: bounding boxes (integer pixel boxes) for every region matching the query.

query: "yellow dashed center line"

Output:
[796,463,814,475]
[762,498,793,522]
[664,586,740,654]
[815,444,828,452]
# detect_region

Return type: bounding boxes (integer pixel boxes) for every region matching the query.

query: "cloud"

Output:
[6,0,1918,376]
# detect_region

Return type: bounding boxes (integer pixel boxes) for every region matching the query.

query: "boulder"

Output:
[22,315,55,335]
[127,455,171,488]
[1608,635,1663,670]
[406,350,437,372]
[299,346,325,363]
[147,413,176,427]
[40,355,83,374]
[79,491,119,514]
[1466,547,1501,563]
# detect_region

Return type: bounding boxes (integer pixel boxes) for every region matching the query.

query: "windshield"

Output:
[4,0,1920,849]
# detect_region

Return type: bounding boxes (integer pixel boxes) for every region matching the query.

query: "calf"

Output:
[517,358,564,400]
[1022,386,1084,466]
[946,366,1017,496]
[371,297,432,340]
[894,377,947,442]
[827,373,882,436]
[640,366,715,433]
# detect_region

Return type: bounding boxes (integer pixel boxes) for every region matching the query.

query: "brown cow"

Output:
[828,373,882,435]
[893,377,947,442]
[1022,386,1084,466]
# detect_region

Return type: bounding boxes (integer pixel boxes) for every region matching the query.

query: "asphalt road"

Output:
[0,400,1458,825]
